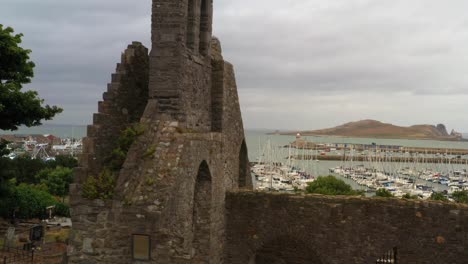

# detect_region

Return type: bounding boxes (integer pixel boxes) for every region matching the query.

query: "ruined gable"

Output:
[76,42,149,183]
[69,1,250,263]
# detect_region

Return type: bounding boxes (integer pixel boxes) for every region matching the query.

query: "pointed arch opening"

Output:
[239,140,249,188]
[192,160,212,261]
[210,54,224,132]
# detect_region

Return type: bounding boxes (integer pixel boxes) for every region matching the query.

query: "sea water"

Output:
[2,125,466,191]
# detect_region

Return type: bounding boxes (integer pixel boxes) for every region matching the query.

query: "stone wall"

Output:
[70,113,248,263]
[225,192,468,264]
[69,0,250,263]
[149,0,214,131]
[69,43,149,263]
[76,42,149,182]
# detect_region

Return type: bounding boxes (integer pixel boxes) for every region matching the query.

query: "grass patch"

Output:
[45,228,70,243]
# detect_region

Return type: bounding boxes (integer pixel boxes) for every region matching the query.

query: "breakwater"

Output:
[289,144,468,155]
[292,154,468,164]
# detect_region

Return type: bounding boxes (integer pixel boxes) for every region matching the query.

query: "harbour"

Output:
[2,126,468,197]
[248,132,468,198]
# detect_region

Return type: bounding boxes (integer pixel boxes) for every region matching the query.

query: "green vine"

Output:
[82,124,145,200]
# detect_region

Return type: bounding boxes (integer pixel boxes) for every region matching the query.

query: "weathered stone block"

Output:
[69,1,249,263]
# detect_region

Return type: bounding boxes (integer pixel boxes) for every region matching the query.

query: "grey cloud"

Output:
[215,0,468,96]
[1,0,151,126]
[1,0,468,130]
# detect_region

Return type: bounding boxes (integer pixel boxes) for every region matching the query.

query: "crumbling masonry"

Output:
[69,0,468,263]
[69,0,250,263]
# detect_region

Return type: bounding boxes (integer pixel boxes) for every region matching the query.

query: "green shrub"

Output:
[54,202,70,217]
[82,124,145,200]
[82,168,116,200]
[375,188,395,198]
[105,124,145,171]
[0,184,58,219]
[36,167,74,198]
[402,193,418,199]
[82,175,98,199]
[430,192,448,201]
[109,148,127,171]
[306,176,363,196]
[452,190,468,204]
[118,125,144,152]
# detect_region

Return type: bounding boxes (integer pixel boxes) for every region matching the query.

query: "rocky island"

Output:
[281,119,465,141]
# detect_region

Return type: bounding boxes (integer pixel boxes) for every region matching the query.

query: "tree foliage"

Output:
[46,154,79,169]
[306,176,363,196]
[0,155,47,185]
[36,167,74,198]
[1,183,56,219]
[0,154,77,186]
[0,139,10,156]
[0,25,34,84]
[0,24,62,131]
[0,183,70,219]
[0,155,77,207]
[0,154,77,219]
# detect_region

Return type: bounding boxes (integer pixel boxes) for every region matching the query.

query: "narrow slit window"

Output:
[199,0,209,55]
[186,0,200,52]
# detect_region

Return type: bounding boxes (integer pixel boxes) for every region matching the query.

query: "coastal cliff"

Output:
[282,120,464,141]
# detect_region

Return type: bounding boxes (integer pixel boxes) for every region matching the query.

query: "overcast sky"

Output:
[2,0,468,132]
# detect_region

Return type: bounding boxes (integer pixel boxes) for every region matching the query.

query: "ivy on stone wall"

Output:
[82,124,145,200]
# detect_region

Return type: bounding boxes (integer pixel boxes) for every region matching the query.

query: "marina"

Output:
[250,133,468,199]
[1,134,82,160]
[2,127,468,198]
[292,154,468,164]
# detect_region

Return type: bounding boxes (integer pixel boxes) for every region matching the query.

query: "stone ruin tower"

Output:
[69,0,251,263]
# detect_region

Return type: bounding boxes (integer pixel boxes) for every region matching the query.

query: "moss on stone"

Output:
[143,145,157,159]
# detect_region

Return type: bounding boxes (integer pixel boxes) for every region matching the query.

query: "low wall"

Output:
[225,192,468,264]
